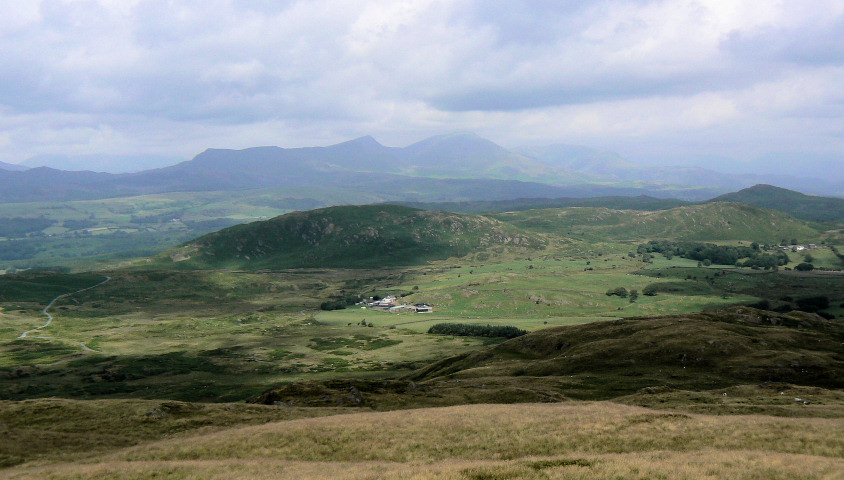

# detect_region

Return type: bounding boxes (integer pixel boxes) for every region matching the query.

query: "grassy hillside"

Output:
[161,204,546,269]
[494,202,821,243]
[711,184,844,223]
[7,401,844,479]
[413,307,844,398]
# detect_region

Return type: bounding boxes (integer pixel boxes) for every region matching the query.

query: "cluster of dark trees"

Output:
[428,323,528,339]
[319,293,363,311]
[638,240,790,268]
[606,286,642,302]
[605,287,629,297]
[748,295,833,318]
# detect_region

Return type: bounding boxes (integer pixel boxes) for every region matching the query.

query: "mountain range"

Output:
[0,160,27,172]
[0,133,840,204]
[513,143,842,194]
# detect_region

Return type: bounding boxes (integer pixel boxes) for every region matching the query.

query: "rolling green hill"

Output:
[161,204,546,269]
[494,202,821,243]
[711,184,844,223]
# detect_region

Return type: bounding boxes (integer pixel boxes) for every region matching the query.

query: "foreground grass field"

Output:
[2,401,842,479]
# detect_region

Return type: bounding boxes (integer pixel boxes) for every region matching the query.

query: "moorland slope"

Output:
[413,307,844,397]
[494,202,821,242]
[712,184,844,222]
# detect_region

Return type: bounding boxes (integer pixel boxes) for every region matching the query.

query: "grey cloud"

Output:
[0,0,842,167]
[724,16,844,67]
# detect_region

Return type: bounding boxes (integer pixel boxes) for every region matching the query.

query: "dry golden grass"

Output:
[3,402,842,479]
[0,398,347,467]
[117,402,844,462]
[2,451,842,479]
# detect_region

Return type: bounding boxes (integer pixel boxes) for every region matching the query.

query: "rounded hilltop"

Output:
[159,204,546,270]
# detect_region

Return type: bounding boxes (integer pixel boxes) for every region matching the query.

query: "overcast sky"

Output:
[1,0,843,169]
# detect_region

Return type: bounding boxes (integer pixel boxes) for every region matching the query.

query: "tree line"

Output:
[428,323,528,339]
[638,240,790,269]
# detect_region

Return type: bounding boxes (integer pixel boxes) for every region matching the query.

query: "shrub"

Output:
[795,296,829,313]
[605,287,628,298]
[747,299,771,310]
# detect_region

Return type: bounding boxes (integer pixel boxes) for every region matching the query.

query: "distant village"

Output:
[359,295,433,313]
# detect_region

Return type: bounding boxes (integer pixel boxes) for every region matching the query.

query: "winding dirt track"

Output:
[18,275,111,351]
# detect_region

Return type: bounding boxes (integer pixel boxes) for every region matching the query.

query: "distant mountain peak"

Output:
[335,135,384,149]
[406,131,505,150]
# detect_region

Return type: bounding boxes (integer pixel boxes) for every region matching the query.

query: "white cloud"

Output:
[0,0,841,165]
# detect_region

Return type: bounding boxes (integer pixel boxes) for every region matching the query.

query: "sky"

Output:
[1,0,843,172]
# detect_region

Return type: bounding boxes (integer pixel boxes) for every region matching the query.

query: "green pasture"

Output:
[318,256,759,332]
